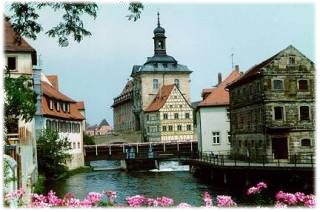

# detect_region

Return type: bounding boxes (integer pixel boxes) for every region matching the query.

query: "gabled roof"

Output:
[41,75,84,121]
[4,17,37,65]
[87,124,98,130]
[198,70,241,107]
[144,84,175,112]
[41,81,75,103]
[227,45,313,88]
[99,119,109,127]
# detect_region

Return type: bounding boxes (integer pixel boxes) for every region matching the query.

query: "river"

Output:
[49,160,226,206]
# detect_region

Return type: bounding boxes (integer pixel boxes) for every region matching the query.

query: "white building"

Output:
[39,74,85,169]
[196,68,241,154]
[3,18,38,193]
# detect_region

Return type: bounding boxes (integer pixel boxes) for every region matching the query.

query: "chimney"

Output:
[218,73,222,85]
[235,65,239,71]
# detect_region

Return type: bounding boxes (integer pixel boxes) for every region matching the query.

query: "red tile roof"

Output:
[75,101,85,110]
[227,52,279,88]
[4,17,37,64]
[42,81,75,102]
[145,84,175,112]
[42,98,85,121]
[198,70,241,107]
[47,75,59,90]
[41,76,84,120]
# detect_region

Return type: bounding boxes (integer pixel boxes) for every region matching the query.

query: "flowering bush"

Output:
[216,195,237,207]
[3,185,315,208]
[247,181,268,195]
[275,191,315,207]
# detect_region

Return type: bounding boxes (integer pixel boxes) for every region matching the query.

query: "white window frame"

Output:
[49,99,54,110]
[212,132,220,145]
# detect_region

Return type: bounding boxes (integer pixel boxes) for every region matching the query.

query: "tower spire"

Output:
[157,11,160,27]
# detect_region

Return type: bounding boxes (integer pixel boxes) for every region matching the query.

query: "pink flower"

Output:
[203,192,213,207]
[157,196,174,207]
[126,195,145,207]
[79,199,94,208]
[247,182,268,196]
[86,192,102,205]
[275,201,287,208]
[256,182,267,189]
[146,198,157,206]
[5,188,26,201]
[275,191,297,205]
[177,202,192,208]
[216,195,237,207]
[304,194,315,208]
[294,192,306,202]
[247,186,260,195]
[47,190,63,206]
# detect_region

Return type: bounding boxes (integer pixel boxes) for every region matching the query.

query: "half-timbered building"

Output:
[144,84,194,142]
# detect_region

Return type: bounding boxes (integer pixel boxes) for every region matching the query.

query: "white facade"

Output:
[197,106,231,154]
[42,117,84,170]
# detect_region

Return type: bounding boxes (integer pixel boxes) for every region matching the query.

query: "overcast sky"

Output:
[12,3,314,126]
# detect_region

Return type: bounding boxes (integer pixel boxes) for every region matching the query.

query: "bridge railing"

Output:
[197,152,315,168]
[83,140,199,161]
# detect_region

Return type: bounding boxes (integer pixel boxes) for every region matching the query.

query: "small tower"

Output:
[153,12,166,55]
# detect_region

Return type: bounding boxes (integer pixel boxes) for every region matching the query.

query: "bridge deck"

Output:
[182,152,315,171]
[84,141,198,161]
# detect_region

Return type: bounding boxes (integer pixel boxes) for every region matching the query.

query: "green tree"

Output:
[8,2,144,47]
[4,72,37,123]
[4,71,37,138]
[37,129,72,179]
[83,133,95,145]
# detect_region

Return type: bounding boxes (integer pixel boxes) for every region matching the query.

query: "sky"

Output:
[4,3,315,126]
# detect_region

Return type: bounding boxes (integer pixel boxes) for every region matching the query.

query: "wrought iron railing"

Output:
[197,151,315,168]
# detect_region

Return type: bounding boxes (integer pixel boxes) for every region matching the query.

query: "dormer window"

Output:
[49,99,53,110]
[67,104,70,113]
[56,101,60,112]
[62,103,67,112]
[7,57,16,71]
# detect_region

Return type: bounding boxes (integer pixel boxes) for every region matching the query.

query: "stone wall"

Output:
[229,46,315,159]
